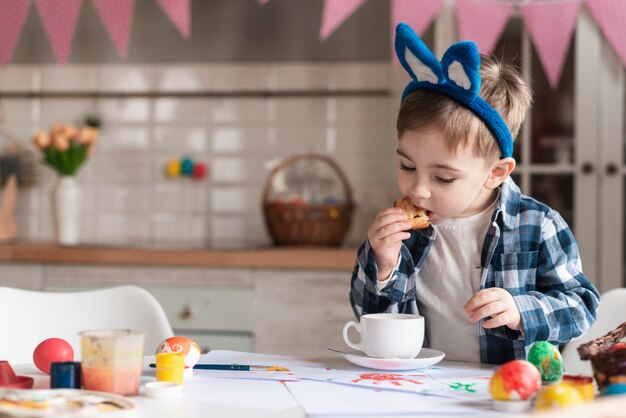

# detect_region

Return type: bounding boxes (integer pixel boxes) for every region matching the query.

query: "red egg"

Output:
[33,338,74,374]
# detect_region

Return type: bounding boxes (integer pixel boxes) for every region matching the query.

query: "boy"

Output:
[349,23,600,364]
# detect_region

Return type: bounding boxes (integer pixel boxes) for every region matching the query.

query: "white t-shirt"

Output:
[378,196,498,362]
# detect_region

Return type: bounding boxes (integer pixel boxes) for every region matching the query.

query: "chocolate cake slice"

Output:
[577,322,626,390]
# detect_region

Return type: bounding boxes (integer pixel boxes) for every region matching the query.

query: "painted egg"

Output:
[165,159,181,177]
[33,338,74,374]
[192,163,207,180]
[180,157,194,176]
[535,382,584,410]
[603,384,626,396]
[562,374,594,401]
[156,336,201,369]
[490,360,542,401]
[527,341,564,384]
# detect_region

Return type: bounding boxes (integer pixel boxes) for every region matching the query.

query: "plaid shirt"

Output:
[350,177,600,364]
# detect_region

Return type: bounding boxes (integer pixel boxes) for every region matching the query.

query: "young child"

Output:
[350,23,600,364]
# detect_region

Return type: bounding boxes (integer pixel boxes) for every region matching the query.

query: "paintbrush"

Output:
[148,363,290,372]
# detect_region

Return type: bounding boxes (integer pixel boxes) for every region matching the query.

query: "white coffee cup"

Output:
[342,313,424,359]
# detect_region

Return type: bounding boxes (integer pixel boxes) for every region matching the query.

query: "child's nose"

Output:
[411,179,431,200]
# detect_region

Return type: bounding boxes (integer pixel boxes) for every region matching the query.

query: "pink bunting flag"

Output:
[455,0,513,55]
[585,0,626,68]
[156,0,190,39]
[257,0,270,4]
[0,0,31,66]
[319,0,366,41]
[390,0,444,63]
[520,1,580,90]
[35,0,82,65]
[91,0,135,58]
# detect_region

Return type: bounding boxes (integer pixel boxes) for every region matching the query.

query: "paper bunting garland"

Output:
[156,0,190,39]
[520,0,580,90]
[0,0,31,67]
[319,0,366,41]
[455,0,513,55]
[91,0,135,59]
[35,0,82,65]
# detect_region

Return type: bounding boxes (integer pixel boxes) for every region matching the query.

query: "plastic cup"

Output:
[155,352,185,385]
[79,329,146,396]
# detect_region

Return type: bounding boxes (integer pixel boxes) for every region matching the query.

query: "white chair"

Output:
[561,287,626,375]
[0,285,174,365]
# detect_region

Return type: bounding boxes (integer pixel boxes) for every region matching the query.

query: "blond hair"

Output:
[396,55,533,162]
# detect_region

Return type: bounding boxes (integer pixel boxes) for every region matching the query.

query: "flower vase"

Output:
[54,176,81,246]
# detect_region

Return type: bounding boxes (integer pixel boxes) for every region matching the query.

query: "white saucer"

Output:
[342,348,445,371]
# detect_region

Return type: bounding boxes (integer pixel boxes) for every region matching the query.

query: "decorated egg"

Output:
[165,159,181,177]
[490,360,542,401]
[602,383,626,396]
[562,374,594,402]
[156,336,201,369]
[527,341,564,384]
[192,162,207,180]
[535,382,584,410]
[180,157,194,176]
[33,338,74,374]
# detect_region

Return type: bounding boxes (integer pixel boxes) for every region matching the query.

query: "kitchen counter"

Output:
[0,241,357,271]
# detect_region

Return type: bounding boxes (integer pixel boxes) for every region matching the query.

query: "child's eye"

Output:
[435,176,455,184]
[399,163,415,172]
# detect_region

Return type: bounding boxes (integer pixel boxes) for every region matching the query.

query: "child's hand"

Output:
[368,207,412,281]
[464,288,522,331]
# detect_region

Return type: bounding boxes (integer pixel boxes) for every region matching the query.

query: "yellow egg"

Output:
[165,160,181,177]
[535,382,584,410]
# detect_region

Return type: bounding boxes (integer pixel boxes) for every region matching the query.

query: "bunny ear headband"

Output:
[395,22,513,158]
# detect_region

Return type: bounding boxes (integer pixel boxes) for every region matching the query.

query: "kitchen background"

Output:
[1,0,625,355]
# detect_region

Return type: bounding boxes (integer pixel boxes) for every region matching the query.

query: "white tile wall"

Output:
[0,62,399,248]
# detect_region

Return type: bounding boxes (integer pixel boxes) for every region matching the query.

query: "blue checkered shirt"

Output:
[350,177,600,364]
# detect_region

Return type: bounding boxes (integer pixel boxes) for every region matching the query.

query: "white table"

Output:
[12,356,625,418]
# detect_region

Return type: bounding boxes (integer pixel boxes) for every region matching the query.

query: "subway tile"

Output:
[98,155,152,184]
[211,186,260,213]
[154,127,209,153]
[151,213,207,244]
[0,66,40,92]
[42,66,98,91]
[271,126,328,154]
[268,64,333,91]
[211,156,267,184]
[334,63,391,90]
[272,98,328,124]
[97,186,153,212]
[97,66,156,91]
[152,183,209,213]
[211,98,267,124]
[96,213,152,244]
[336,97,395,124]
[154,98,211,122]
[153,66,210,91]
[4,99,39,123]
[98,127,150,151]
[334,126,395,156]
[208,64,268,91]
[212,127,269,154]
[98,98,151,122]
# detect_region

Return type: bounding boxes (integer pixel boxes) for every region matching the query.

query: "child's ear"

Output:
[484,157,516,190]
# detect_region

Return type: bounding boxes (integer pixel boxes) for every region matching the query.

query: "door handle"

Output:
[581,162,594,174]
[606,163,619,176]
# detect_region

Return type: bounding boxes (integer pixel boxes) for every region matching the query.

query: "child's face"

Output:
[397,128,498,223]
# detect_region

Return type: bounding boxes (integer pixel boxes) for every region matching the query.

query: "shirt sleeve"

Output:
[509,210,600,346]
[349,240,419,319]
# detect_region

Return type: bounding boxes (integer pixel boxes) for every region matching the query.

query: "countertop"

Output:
[0,241,357,271]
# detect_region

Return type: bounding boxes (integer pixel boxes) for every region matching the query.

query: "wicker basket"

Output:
[262,154,354,247]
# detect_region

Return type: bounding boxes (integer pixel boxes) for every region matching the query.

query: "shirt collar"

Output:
[494,176,521,230]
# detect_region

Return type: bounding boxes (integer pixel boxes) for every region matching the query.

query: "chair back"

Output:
[0,285,173,364]
[561,287,626,375]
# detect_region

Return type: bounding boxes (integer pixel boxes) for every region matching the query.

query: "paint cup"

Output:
[79,329,146,396]
[50,361,82,389]
[155,352,185,385]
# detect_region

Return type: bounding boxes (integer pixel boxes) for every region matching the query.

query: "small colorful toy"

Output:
[33,338,74,374]
[527,341,564,384]
[164,156,207,181]
[490,360,542,412]
[602,383,626,396]
[0,360,34,388]
[535,382,584,410]
[156,336,201,373]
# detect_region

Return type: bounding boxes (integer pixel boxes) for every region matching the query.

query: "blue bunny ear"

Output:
[394,23,443,85]
[440,41,481,100]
